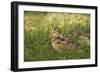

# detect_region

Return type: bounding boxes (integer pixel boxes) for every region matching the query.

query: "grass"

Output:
[24,11,90,62]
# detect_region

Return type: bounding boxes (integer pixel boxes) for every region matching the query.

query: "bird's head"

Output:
[50,27,62,38]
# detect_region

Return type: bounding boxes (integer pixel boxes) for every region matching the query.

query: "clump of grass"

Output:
[24,11,90,62]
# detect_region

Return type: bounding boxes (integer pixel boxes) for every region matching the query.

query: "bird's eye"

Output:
[60,38,65,41]
[54,28,56,30]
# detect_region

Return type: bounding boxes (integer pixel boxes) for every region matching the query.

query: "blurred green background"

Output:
[24,11,90,62]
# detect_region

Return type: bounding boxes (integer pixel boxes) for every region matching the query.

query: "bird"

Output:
[50,27,70,51]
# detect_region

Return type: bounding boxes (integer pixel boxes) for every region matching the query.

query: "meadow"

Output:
[24,11,90,61]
